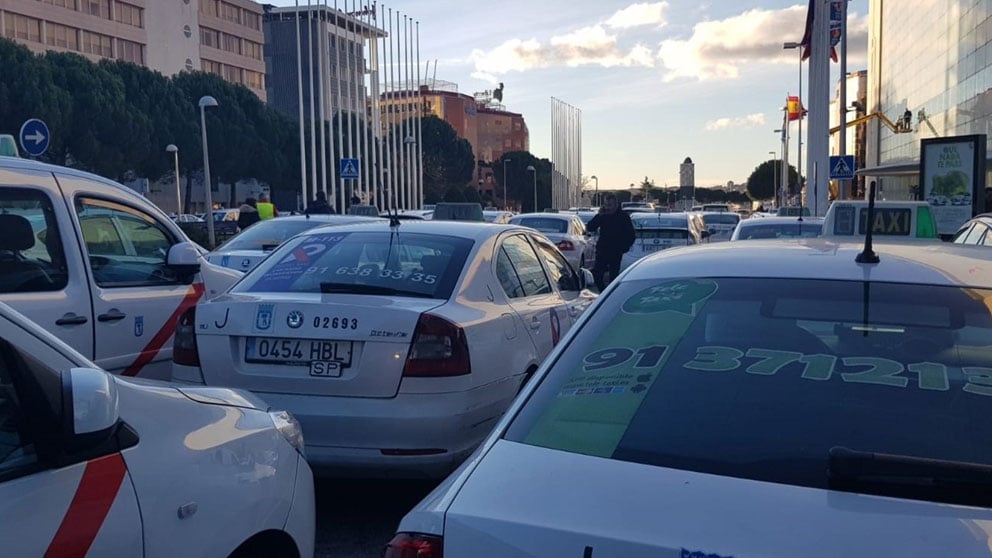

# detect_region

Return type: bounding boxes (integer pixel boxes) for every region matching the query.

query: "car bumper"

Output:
[256,386,511,479]
[284,455,316,557]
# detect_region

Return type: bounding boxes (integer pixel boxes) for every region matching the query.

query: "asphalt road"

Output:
[314,477,440,558]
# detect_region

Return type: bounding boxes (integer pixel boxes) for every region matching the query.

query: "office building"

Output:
[0,0,266,99]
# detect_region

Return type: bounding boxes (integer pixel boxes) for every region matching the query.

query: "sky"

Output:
[271,1,870,191]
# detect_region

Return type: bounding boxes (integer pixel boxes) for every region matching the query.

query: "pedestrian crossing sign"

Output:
[829,155,855,180]
[340,158,360,180]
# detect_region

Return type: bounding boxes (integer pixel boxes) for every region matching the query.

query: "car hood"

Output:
[430,440,992,557]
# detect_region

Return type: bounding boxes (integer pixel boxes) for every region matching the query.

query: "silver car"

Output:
[509,213,596,271]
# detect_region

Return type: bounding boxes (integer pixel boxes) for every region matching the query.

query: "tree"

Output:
[417,115,474,201]
[443,184,466,202]
[747,159,797,201]
[462,185,481,204]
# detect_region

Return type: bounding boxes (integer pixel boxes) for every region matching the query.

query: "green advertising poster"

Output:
[921,135,987,235]
[524,279,717,457]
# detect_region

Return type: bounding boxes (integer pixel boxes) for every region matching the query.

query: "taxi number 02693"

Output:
[246,337,353,378]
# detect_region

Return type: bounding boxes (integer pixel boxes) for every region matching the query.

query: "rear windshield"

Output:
[235,231,474,299]
[633,217,687,229]
[218,219,326,252]
[702,214,740,225]
[737,223,822,239]
[514,217,568,233]
[507,278,992,505]
[635,228,688,240]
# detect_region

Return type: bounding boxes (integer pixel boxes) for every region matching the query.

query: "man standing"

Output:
[307,191,334,215]
[236,197,260,230]
[586,193,635,291]
[257,193,278,220]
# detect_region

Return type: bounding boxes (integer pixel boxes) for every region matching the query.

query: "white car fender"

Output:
[113,378,303,557]
[199,259,243,299]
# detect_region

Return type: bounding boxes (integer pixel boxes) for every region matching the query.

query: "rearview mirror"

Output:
[167,242,202,276]
[58,367,125,459]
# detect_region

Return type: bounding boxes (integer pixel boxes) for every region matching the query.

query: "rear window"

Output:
[737,223,823,239]
[633,217,687,229]
[507,278,992,505]
[513,217,568,233]
[702,213,740,226]
[218,219,326,252]
[235,231,474,299]
[635,228,688,240]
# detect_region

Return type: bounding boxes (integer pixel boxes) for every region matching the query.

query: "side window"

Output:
[533,237,580,293]
[496,247,526,299]
[501,235,552,297]
[0,340,38,480]
[958,223,984,245]
[0,188,69,294]
[76,198,179,287]
[979,225,992,246]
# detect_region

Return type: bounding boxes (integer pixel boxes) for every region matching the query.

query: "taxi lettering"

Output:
[858,208,912,235]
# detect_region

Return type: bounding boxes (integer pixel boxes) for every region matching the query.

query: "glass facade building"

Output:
[867,0,992,199]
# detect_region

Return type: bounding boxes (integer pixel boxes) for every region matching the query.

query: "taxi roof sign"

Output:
[0,134,19,157]
[823,200,938,240]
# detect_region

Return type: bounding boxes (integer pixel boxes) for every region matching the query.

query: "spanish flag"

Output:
[787,96,805,121]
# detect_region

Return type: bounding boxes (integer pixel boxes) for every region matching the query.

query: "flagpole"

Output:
[325,0,337,206]
[318,1,327,204]
[415,20,422,209]
[306,0,318,202]
[333,0,344,212]
[360,3,372,206]
[295,0,308,211]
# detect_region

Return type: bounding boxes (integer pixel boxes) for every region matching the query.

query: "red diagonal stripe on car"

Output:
[122,282,205,377]
[44,453,128,558]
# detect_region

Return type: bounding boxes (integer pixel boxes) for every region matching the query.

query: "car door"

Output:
[0,172,94,361]
[494,234,565,355]
[530,235,592,332]
[55,176,204,379]
[0,322,142,556]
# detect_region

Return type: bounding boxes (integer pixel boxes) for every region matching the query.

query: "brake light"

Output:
[403,313,471,377]
[384,533,443,558]
[556,239,575,251]
[173,306,200,366]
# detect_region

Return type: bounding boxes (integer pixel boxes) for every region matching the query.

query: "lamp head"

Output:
[403,136,416,145]
[526,165,535,172]
[198,95,218,108]
[166,144,178,153]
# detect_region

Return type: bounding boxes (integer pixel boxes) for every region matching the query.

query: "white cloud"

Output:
[657,5,869,82]
[705,113,766,131]
[469,25,654,81]
[605,2,670,29]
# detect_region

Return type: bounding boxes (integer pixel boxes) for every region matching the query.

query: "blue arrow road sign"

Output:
[340,158,360,180]
[829,155,855,180]
[19,119,50,157]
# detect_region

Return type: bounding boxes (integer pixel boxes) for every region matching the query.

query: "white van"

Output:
[0,157,240,379]
[822,200,939,241]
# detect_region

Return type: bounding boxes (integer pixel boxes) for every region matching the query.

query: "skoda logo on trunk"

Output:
[286,311,304,329]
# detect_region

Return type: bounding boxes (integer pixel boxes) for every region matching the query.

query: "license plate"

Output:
[245,337,353,372]
[641,244,668,252]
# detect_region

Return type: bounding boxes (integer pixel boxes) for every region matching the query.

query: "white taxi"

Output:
[207,214,377,273]
[621,212,707,270]
[0,301,314,557]
[508,212,595,272]
[173,220,596,477]
[0,157,241,380]
[388,238,992,557]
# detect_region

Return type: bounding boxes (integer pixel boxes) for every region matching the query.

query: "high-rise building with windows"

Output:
[0,0,266,100]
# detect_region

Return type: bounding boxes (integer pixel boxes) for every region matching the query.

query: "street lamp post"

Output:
[768,150,777,206]
[502,158,511,210]
[590,175,598,206]
[784,41,803,207]
[166,144,181,215]
[198,95,218,248]
[403,136,416,208]
[526,165,536,213]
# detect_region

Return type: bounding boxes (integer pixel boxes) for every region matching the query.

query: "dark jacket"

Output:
[587,209,636,254]
[307,198,334,215]
[237,204,260,230]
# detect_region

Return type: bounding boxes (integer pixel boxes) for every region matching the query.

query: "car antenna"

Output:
[855,180,880,264]
[389,205,401,228]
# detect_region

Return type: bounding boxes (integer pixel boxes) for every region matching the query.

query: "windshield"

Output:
[507,278,992,505]
[736,222,823,239]
[635,228,688,240]
[235,231,474,299]
[702,213,740,225]
[513,217,568,233]
[217,219,327,252]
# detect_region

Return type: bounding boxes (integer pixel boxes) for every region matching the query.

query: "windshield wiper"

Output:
[319,282,433,298]
[828,446,992,505]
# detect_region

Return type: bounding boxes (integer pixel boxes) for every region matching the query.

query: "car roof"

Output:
[510,213,574,220]
[298,219,534,241]
[0,155,139,195]
[623,238,992,288]
[270,214,375,223]
[631,211,690,221]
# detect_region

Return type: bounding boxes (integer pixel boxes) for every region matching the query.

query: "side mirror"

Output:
[167,241,202,275]
[60,367,123,458]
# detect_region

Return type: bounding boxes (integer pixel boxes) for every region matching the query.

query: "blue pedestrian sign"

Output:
[829,155,855,180]
[18,118,50,157]
[339,158,360,180]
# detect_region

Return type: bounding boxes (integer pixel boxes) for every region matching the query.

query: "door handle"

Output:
[529,317,541,330]
[98,310,127,322]
[56,314,88,326]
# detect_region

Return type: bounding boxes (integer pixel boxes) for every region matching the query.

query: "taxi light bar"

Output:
[403,313,471,377]
[384,533,444,558]
[173,307,200,366]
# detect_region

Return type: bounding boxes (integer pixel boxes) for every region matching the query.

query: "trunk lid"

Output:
[195,293,445,397]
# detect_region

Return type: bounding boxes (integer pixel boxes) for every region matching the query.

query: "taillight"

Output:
[403,313,470,377]
[556,239,575,251]
[173,306,200,366]
[384,533,443,558]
